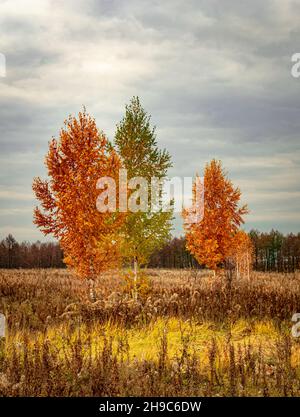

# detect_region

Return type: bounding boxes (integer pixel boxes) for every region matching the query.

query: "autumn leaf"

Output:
[32,110,125,279]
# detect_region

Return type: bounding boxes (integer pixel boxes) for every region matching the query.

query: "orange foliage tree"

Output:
[230,230,254,280]
[183,160,248,274]
[32,111,124,297]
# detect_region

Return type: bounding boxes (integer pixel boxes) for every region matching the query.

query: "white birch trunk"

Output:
[133,258,138,301]
[88,278,96,302]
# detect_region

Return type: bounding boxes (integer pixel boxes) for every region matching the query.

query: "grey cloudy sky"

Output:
[0,0,300,241]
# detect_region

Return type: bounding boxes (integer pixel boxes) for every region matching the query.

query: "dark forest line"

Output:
[1,230,300,272]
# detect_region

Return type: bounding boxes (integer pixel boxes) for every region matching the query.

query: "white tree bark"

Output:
[133,258,138,301]
[88,278,96,302]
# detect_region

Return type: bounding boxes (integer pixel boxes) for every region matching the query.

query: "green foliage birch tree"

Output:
[115,97,173,289]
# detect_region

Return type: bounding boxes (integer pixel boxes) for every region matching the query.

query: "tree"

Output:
[183,160,248,274]
[230,230,254,280]
[149,236,200,269]
[32,110,124,299]
[114,97,173,292]
[0,234,19,268]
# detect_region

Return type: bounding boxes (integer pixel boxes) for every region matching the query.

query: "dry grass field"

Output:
[1,268,300,396]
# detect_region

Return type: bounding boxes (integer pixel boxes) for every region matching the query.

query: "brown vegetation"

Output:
[0,269,300,396]
[1,269,300,329]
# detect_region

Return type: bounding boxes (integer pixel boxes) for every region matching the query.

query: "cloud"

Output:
[0,190,33,201]
[0,0,300,240]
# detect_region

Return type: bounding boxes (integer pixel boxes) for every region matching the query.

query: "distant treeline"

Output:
[1,230,300,272]
[149,230,300,272]
[0,235,64,269]
[249,230,300,272]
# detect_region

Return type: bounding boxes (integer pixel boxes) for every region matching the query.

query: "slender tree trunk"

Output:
[246,251,250,282]
[133,257,138,301]
[88,278,96,302]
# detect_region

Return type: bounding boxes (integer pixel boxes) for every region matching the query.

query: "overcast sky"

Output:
[0,0,300,241]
